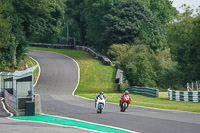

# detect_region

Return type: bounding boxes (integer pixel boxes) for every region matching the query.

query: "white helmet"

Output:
[125,90,129,95]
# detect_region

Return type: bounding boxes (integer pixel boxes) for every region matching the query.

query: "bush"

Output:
[108,44,179,90]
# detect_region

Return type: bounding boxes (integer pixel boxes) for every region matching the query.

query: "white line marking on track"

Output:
[42,113,138,133]
[61,55,80,96]
[7,117,103,133]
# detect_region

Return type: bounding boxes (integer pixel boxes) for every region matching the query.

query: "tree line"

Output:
[0,0,64,70]
[65,0,200,90]
[0,0,199,90]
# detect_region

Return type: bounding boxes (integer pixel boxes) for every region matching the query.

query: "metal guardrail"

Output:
[30,43,74,49]
[75,46,112,66]
[29,43,112,66]
[126,86,159,98]
[168,89,200,102]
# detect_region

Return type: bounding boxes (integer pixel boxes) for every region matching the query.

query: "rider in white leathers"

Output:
[95,91,106,108]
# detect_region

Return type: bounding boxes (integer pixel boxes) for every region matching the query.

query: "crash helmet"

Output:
[100,91,103,95]
[125,90,129,95]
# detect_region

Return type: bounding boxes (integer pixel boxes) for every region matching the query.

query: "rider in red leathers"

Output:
[119,90,131,107]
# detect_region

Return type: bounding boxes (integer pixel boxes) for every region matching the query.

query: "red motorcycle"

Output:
[120,94,131,112]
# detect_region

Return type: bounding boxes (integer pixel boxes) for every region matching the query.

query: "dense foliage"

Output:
[141,0,178,24]
[167,7,200,86]
[107,5,200,90]
[64,0,169,50]
[1,0,199,91]
[102,0,166,50]
[0,1,16,70]
[0,0,64,70]
[108,44,176,89]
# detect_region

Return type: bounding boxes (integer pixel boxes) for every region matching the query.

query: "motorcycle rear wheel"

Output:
[120,107,125,112]
[99,109,102,113]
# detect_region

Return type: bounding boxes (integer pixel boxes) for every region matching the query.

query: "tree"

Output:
[0,0,65,70]
[132,53,156,87]
[12,0,64,43]
[108,44,157,87]
[0,0,16,70]
[64,0,175,50]
[83,0,122,47]
[167,6,200,85]
[107,44,130,61]
[64,0,86,44]
[141,0,178,24]
[64,0,123,47]
[102,0,167,50]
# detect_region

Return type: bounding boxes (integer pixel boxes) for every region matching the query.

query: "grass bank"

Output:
[25,56,39,83]
[28,47,117,94]
[2,56,35,72]
[28,47,200,113]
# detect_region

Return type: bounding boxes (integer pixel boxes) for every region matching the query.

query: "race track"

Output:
[27,50,200,133]
[0,117,90,133]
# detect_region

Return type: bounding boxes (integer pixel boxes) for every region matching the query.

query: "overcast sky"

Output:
[171,0,200,13]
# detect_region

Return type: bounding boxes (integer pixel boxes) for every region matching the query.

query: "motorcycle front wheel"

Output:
[97,110,102,114]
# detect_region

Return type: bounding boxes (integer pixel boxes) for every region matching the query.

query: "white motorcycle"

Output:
[96,95,106,114]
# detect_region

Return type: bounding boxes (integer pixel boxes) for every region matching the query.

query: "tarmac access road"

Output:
[7,50,200,133]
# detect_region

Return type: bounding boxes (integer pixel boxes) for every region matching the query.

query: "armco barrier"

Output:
[29,43,112,66]
[30,43,74,49]
[75,46,112,66]
[126,86,159,98]
[168,89,200,102]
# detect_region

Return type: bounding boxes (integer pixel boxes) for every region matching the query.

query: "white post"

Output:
[187,83,190,91]
[196,81,198,91]
[67,24,69,45]
[192,82,193,91]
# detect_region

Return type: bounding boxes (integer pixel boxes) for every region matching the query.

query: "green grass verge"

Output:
[28,47,117,94]
[28,47,200,113]
[25,56,39,84]
[3,56,34,72]
[79,93,200,113]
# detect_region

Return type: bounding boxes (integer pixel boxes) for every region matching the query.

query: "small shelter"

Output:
[0,66,37,114]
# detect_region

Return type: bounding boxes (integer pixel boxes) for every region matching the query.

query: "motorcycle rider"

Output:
[119,90,131,107]
[95,91,106,108]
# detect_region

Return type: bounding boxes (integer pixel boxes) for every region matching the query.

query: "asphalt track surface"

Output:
[1,100,90,133]
[0,117,91,133]
[6,50,200,133]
